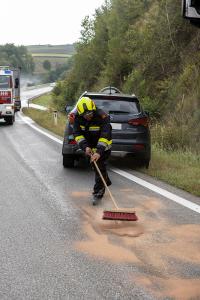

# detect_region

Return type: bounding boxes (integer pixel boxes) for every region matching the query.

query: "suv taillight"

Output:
[68,112,75,124]
[68,140,77,145]
[128,116,149,127]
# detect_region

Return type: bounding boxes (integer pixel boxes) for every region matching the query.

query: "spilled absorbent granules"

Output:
[75,222,142,263]
[135,276,200,300]
[131,223,200,300]
[75,202,144,263]
[74,194,200,300]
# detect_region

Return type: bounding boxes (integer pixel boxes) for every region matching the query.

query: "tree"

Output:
[43,60,51,71]
[0,43,34,73]
[53,0,200,132]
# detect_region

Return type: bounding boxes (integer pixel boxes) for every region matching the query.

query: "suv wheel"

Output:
[139,149,151,168]
[134,157,150,169]
[142,158,150,169]
[63,154,75,168]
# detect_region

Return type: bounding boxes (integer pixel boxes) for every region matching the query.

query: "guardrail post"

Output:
[53,110,58,126]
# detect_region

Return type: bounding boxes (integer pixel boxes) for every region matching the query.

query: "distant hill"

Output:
[27,44,75,75]
[27,44,75,55]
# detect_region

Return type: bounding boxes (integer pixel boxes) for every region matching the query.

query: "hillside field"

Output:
[27,44,74,54]
[27,44,75,74]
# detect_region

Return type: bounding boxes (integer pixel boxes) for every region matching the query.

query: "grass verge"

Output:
[32,93,54,107]
[23,94,200,197]
[23,108,66,137]
[144,145,200,196]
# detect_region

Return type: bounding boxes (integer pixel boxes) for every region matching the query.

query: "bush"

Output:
[152,116,200,153]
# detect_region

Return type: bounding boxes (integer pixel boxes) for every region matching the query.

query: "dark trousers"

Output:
[93,150,111,194]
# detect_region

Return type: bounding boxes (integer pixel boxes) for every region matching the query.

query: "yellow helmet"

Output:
[76,97,96,115]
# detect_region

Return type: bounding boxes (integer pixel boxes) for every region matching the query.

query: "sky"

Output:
[0,0,105,46]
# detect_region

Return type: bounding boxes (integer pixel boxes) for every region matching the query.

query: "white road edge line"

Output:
[19,112,200,214]
[18,113,62,145]
[111,168,200,214]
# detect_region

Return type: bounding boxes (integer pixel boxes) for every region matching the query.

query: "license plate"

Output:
[111,123,122,130]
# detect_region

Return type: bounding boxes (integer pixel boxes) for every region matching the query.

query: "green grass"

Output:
[23,107,66,137]
[32,93,54,107]
[23,94,200,197]
[144,145,200,196]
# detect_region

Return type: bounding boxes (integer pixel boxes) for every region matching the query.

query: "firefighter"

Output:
[73,96,112,205]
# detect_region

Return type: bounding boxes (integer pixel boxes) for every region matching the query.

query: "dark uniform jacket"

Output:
[73,108,112,156]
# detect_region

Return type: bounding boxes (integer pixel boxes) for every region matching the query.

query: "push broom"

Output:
[93,160,138,221]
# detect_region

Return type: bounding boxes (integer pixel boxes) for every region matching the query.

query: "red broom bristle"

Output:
[103,211,138,221]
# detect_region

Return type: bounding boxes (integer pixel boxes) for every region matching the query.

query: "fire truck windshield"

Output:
[0,75,11,88]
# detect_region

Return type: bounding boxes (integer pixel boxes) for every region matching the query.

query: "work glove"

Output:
[91,152,101,162]
[85,147,92,156]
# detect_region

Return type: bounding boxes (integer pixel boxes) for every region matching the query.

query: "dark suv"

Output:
[62,90,151,168]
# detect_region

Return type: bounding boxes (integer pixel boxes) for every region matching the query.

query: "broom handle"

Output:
[93,160,119,209]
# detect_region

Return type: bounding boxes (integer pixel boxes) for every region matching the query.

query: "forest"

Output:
[53,0,200,153]
[0,43,34,73]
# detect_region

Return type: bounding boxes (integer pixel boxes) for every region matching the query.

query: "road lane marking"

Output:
[19,112,200,214]
[18,113,62,145]
[111,168,200,214]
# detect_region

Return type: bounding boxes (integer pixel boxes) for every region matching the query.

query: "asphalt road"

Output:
[0,87,200,300]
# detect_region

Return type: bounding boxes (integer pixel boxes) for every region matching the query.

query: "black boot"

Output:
[92,188,105,206]
[106,177,112,187]
[92,194,100,206]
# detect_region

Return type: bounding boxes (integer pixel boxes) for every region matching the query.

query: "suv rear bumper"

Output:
[62,141,150,157]
[112,142,150,155]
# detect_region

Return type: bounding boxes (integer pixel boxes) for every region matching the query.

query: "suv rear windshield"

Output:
[92,98,140,114]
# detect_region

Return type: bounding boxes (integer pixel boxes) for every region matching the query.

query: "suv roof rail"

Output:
[99,86,121,94]
[78,91,88,99]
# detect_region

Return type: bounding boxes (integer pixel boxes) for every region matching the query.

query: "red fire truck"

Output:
[0,66,21,125]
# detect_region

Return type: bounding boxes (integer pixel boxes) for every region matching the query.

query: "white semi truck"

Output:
[0,66,21,125]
